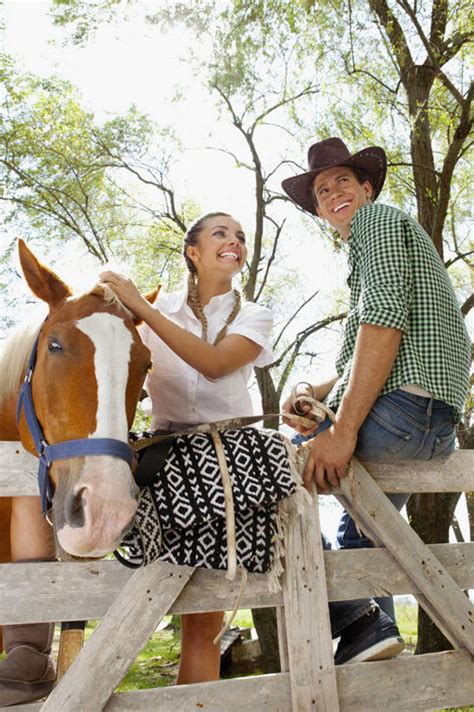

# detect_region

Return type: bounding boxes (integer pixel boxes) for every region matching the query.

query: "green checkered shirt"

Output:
[326,203,471,421]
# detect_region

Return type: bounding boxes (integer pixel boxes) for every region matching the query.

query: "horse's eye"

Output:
[145,362,152,373]
[48,340,63,353]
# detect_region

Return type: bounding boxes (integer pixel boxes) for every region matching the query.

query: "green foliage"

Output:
[50,0,134,45]
[0,61,133,260]
[0,57,188,300]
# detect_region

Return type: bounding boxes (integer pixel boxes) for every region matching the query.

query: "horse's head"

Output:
[16,240,157,558]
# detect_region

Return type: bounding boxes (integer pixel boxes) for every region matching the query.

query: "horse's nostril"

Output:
[68,488,86,528]
[130,481,139,500]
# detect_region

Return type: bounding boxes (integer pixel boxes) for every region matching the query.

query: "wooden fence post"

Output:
[283,491,339,711]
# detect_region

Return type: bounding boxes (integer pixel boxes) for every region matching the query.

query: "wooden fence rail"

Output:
[1,443,473,711]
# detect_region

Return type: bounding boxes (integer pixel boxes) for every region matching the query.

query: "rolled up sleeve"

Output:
[355,207,412,332]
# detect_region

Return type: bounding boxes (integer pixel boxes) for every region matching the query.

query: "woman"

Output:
[100,212,273,684]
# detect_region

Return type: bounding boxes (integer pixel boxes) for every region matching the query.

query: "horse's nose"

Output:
[67,487,87,528]
[53,456,139,557]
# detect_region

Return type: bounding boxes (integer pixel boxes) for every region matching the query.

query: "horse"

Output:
[0,240,156,676]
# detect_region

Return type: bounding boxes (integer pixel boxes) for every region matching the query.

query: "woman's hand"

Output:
[100,271,149,318]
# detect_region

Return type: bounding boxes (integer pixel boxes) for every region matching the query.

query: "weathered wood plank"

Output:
[1,443,473,496]
[40,561,195,712]
[105,673,292,711]
[8,651,474,712]
[2,674,292,712]
[324,541,474,600]
[283,491,339,712]
[276,605,289,673]
[0,561,281,624]
[1,542,473,624]
[357,451,474,493]
[337,650,474,712]
[340,460,474,654]
[0,442,38,496]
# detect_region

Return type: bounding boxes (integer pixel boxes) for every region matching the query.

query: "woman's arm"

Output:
[100,272,265,379]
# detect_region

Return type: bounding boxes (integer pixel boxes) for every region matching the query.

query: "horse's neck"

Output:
[0,390,20,440]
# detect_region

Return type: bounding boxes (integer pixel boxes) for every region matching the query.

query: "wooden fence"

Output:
[0,442,473,711]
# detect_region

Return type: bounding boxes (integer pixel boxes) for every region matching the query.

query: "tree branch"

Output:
[272,288,320,351]
[250,85,318,136]
[368,0,414,87]
[395,0,465,106]
[271,311,347,371]
[254,217,285,302]
[461,294,474,317]
[445,250,474,268]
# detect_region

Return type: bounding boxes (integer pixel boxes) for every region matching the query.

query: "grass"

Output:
[117,610,256,691]
[116,626,179,692]
[396,602,418,653]
[83,610,255,692]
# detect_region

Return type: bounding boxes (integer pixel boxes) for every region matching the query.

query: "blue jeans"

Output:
[308,389,456,635]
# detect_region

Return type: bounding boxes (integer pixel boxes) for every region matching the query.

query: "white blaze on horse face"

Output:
[56,312,137,558]
[77,312,133,441]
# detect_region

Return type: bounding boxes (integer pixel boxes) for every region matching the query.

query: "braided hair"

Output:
[183,213,242,345]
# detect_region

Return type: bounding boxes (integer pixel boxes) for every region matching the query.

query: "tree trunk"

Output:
[255,365,280,430]
[467,492,474,543]
[406,67,438,245]
[458,420,474,541]
[251,608,280,673]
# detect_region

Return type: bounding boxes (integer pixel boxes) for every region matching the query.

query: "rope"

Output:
[289,383,361,534]
[213,568,248,646]
[131,411,317,452]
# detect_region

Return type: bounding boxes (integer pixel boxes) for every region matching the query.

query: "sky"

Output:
[2,1,471,545]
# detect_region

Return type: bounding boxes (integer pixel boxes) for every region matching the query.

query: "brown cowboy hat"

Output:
[281,137,387,215]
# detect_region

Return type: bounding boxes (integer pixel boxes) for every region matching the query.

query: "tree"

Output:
[0,56,186,271]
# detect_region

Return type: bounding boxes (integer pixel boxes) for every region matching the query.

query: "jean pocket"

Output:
[431,430,456,458]
[356,407,414,460]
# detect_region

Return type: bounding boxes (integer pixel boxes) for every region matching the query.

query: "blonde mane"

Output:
[0,321,42,407]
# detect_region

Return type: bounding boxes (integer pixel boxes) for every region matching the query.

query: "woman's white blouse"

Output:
[140,288,274,428]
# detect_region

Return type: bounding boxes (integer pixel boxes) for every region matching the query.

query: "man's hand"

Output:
[282,377,339,436]
[303,422,357,493]
[282,391,319,436]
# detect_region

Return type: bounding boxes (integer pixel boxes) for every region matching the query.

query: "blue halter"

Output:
[16,326,135,516]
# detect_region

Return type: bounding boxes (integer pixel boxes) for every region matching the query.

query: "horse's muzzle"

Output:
[51,456,138,558]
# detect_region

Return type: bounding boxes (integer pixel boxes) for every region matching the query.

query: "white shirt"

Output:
[140,288,274,428]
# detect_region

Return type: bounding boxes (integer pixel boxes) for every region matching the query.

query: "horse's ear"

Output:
[145,286,160,305]
[133,285,160,325]
[18,239,73,307]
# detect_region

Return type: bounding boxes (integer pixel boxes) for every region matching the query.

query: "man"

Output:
[281,137,471,663]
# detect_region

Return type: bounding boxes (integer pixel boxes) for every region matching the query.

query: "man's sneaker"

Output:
[334,607,405,665]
